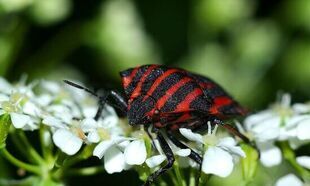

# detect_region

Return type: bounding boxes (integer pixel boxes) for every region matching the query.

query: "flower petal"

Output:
[52,129,83,155]
[104,146,125,174]
[179,128,203,144]
[296,119,310,140]
[93,140,114,159]
[82,107,97,118]
[218,137,246,158]
[0,94,9,102]
[244,110,274,130]
[88,131,100,143]
[124,140,147,165]
[42,116,66,129]
[0,78,13,94]
[93,137,130,159]
[258,143,282,167]
[296,156,310,169]
[292,103,310,114]
[175,149,191,157]
[217,137,236,146]
[202,146,234,177]
[10,113,31,129]
[41,81,61,94]
[275,174,303,186]
[146,155,166,168]
[245,111,281,141]
[81,118,97,132]
[101,115,119,128]
[35,95,52,107]
[23,101,41,117]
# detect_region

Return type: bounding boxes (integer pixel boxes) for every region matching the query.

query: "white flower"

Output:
[257,142,282,167]
[124,139,147,165]
[179,124,246,178]
[275,174,303,186]
[294,116,310,140]
[243,94,310,167]
[202,146,233,177]
[0,77,13,94]
[145,155,166,168]
[39,80,99,120]
[53,128,83,155]
[93,136,147,174]
[43,116,101,155]
[296,156,310,169]
[144,138,192,169]
[0,92,40,130]
[245,94,310,142]
[293,103,310,114]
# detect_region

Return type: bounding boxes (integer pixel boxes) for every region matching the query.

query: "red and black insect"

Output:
[65,64,250,186]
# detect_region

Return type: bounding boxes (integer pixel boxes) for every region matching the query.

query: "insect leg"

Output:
[145,131,175,186]
[167,131,202,165]
[94,90,128,120]
[144,125,157,150]
[110,90,128,113]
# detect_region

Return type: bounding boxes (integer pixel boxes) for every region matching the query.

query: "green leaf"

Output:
[0,114,11,149]
[241,143,259,183]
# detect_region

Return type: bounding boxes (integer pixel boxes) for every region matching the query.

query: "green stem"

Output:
[53,146,94,180]
[173,163,186,186]
[62,153,83,169]
[279,141,310,182]
[10,132,35,163]
[189,169,196,186]
[168,171,178,186]
[39,126,54,168]
[0,148,41,175]
[199,173,209,186]
[17,130,45,164]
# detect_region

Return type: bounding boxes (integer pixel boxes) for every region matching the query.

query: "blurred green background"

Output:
[1,0,310,108]
[1,0,310,185]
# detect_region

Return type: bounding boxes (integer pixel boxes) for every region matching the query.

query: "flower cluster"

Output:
[0,77,247,179]
[243,94,310,185]
[0,77,141,173]
[244,94,310,167]
[1,77,309,186]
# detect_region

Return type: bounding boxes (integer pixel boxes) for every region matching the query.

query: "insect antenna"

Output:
[63,80,99,98]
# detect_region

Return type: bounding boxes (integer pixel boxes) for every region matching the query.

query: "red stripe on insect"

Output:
[174,113,191,123]
[130,65,158,99]
[156,77,192,109]
[122,67,139,88]
[209,96,233,114]
[145,78,192,117]
[143,69,180,101]
[174,88,203,112]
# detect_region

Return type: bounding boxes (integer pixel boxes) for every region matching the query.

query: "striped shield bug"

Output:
[64,64,250,186]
